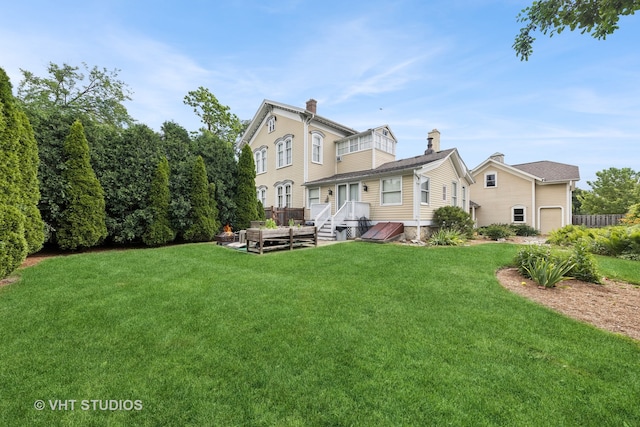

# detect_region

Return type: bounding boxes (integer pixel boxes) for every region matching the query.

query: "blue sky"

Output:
[2,0,639,187]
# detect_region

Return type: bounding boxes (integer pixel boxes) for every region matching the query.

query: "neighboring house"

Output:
[239,99,474,240]
[470,153,580,234]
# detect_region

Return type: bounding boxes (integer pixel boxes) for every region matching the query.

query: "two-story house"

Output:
[470,153,580,234]
[239,99,474,240]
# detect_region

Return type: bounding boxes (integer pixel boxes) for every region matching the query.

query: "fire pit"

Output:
[214,224,237,245]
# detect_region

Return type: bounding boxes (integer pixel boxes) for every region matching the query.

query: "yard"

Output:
[1,242,639,426]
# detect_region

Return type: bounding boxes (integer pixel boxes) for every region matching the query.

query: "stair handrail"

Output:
[312,203,331,231]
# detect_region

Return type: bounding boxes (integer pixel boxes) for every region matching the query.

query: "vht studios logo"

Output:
[34,399,143,411]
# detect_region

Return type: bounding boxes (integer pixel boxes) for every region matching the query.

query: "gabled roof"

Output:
[304,148,470,186]
[472,157,580,183]
[511,161,580,183]
[238,99,358,148]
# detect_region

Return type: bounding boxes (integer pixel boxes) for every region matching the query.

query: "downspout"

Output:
[414,171,421,241]
[302,113,314,209]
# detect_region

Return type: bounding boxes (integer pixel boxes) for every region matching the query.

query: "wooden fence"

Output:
[264,206,305,226]
[572,214,624,228]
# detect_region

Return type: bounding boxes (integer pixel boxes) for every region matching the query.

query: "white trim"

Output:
[484,171,497,188]
[511,205,526,223]
[380,176,402,206]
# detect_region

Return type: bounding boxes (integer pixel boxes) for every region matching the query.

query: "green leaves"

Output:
[579,167,640,214]
[514,0,640,60]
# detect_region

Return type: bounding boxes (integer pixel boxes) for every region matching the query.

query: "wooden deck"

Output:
[246,226,317,254]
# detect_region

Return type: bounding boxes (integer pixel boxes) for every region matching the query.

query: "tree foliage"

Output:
[514,0,640,60]
[143,156,175,246]
[183,156,219,242]
[183,87,242,141]
[0,67,43,280]
[93,124,160,244]
[18,62,133,126]
[192,131,237,228]
[57,120,107,250]
[578,167,640,214]
[234,144,259,230]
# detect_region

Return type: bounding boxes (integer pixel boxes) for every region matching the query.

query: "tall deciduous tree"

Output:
[57,120,107,250]
[514,0,640,60]
[578,167,640,214]
[18,62,133,126]
[234,144,259,230]
[183,87,242,141]
[144,156,175,246]
[184,156,218,242]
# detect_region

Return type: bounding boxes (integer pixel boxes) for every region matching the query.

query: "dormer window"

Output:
[267,116,276,133]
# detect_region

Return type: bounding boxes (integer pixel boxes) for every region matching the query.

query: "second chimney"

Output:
[306,99,317,114]
[425,129,441,154]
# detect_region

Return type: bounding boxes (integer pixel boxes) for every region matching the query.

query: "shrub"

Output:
[0,205,28,279]
[428,228,465,246]
[432,206,474,238]
[620,203,640,225]
[568,239,601,284]
[547,224,595,246]
[264,218,277,229]
[510,224,539,236]
[480,224,514,241]
[523,257,575,288]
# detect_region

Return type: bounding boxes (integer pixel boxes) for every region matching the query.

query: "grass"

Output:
[1,242,639,426]
[596,255,640,285]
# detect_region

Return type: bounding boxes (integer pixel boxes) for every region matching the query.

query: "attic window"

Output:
[485,172,497,188]
[267,116,276,133]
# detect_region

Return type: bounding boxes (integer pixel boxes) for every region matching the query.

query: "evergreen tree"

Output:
[0,68,31,277]
[57,120,107,250]
[143,156,175,246]
[234,144,259,230]
[16,111,45,253]
[184,156,218,242]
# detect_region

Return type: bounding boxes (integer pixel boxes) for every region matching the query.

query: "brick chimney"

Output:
[305,99,317,114]
[425,129,440,154]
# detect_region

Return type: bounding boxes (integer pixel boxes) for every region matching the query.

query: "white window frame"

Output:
[381,176,402,206]
[485,172,497,188]
[275,181,293,208]
[420,177,430,205]
[451,181,458,206]
[257,186,267,207]
[308,187,320,208]
[311,132,323,164]
[267,116,276,133]
[254,147,267,174]
[462,186,467,210]
[442,185,447,201]
[512,206,526,223]
[275,135,293,168]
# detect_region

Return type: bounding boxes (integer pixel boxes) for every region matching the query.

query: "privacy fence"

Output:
[572,214,624,228]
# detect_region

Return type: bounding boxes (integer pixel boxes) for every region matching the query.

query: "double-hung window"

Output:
[512,206,525,223]
[311,132,323,164]
[420,178,430,204]
[485,172,497,188]
[381,177,402,205]
[276,136,293,168]
[276,182,292,208]
[254,147,267,174]
[451,182,458,206]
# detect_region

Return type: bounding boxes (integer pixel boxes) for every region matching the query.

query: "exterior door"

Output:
[337,183,360,209]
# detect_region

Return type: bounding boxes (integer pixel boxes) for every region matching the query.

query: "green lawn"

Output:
[1,242,639,426]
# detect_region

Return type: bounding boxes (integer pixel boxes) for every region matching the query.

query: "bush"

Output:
[432,206,474,238]
[510,224,539,236]
[568,239,601,284]
[621,203,640,225]
[0,205,28,279]
[479,224,514,241]
[523,257,575,288]
[428,228,465,246]
[547,224,595,246]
